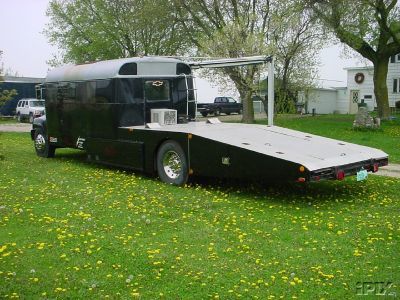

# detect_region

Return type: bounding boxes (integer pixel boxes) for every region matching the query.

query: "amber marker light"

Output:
[299,165,305,172]
[189,169,194,175]
[188,133,193,139]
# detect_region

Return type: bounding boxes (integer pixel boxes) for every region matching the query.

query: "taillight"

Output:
[373,163,379,173]
[336,170,345,180]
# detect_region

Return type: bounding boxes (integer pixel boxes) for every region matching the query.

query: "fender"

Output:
[31,115,47,141]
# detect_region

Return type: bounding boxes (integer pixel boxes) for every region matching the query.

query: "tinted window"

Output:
[46,84,57,103]
[119,63,137,75]
[95,80,114,103]
[57,83,69,102]
[145,80,170,102]
[227,97,236,103]
[65,83,76,101]
[116,78,143,104]
[76,81,96,103]
[176,63,191,75]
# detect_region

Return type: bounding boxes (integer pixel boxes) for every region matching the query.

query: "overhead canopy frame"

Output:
[188,55,274,126]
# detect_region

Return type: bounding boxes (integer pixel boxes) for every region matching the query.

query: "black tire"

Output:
[34,127,55,158]
[214,108,221,116]
[237,109,242,115]
[29,113,34,124]
[226,112,231,115]
[156,140,188,185]
[17,113,22,123]
[201,112,208,117]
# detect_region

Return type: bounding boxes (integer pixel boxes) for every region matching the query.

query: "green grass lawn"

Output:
[0,132,399,299]
[267,114,400,164]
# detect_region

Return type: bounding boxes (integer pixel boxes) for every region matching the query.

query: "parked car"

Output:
[16,99,45,123]
[197,97,242,117]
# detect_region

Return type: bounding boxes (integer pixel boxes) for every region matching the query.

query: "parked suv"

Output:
[16,99,45,123]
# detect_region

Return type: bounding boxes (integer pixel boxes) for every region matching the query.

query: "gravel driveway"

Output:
[0,123,32,133]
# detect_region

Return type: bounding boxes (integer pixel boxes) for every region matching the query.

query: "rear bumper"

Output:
[197,107,213,113]
[309,157,389,181]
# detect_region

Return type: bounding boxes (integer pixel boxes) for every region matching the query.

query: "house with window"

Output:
[298,53,400,114]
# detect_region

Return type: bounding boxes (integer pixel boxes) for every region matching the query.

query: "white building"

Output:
[299,54,400,114]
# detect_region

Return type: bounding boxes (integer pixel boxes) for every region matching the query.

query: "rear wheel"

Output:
[201,112,208,117]
[156,140,188,185]
[34,127,55,158]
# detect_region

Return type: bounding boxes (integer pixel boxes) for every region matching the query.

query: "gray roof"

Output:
[1,76,45,83]
[46,57,187,82]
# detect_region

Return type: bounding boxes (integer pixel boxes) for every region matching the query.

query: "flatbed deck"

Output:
[121,122,387,172]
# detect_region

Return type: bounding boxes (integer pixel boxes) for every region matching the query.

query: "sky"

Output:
[1,0,370,102]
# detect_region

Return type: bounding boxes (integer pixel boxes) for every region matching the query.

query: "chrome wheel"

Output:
[35,133,46,152]
[162,150,182,179]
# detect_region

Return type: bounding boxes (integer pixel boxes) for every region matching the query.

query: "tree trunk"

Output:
[373,57,390,119]
[238,88,255,123]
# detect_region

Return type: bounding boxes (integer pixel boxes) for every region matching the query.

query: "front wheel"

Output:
[34,127,55,158]
[156,140,188,185]
[201,112,208,117]
[17,113,22,122]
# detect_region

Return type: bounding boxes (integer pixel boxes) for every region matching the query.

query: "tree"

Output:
[175,0,325,122]
[175,0,271,123]
[45,0,190,64]
[272,2,324,113]
[307,0,400,119]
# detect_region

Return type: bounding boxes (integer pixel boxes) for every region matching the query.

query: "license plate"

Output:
[356,169,368,181]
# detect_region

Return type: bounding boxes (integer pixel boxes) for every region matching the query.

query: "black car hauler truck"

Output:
[31,56,388,185]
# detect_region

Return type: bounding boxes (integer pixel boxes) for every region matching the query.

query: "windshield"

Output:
[30,100,45,107]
